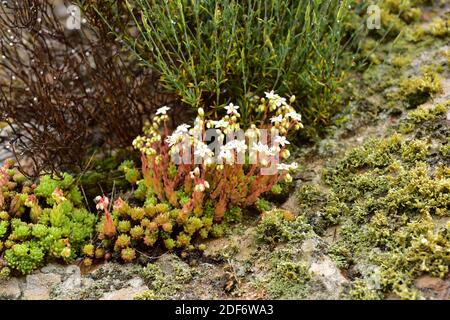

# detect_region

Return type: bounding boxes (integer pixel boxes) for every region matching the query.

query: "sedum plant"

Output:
[0,161,97,275]
[85,92,303,262]
[132,91,302,221]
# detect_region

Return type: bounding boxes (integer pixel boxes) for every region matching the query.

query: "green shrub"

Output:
[95,0,348,127]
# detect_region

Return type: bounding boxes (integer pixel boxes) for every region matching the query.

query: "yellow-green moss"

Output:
[349,280,384,300]
[429,18,450,38]
[298,130,450,299]
[401,139,429,162]
[391,55,412,68]
[439,144,450,157]
[266,259,312,299]
[399,100,449,133]
[255,209,312,244]
[135,257,192,300]
[400,72,442,107]
[444,50,450,65]
[381,0,423,24]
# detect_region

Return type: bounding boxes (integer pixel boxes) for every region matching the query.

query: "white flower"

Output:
[156,106,171,115]
[175,124,191,133]
[224,103,239,115]
[214,119,229,129]
[252,142,276,156]
[273,96,287,107]
[194,181,210,193]
[194,142,213,158]
[189,167,200,179]
[265,91,287,107]
[95,196,109,211]
[274,135,290,147]
[166,132,182,147]
[277,163,290,171]
[252,142,269,153]
[218,147,234,162]
[225,140,247,153]
[277,162,298,171]
[287,111,302,122]
[270,115,283,123]
[234,140,248,153]
[194,184,205,192]
[165,136,176,147]
[265,90,276,100]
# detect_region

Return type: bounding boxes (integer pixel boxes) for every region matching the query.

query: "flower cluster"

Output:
[133,91,302,221]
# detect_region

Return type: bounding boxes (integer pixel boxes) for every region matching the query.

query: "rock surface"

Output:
[0,277,22,299]
[100,285,149,300]
[23,273,62,300]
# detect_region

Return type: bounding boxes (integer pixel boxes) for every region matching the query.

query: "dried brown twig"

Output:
[0,0,178,178]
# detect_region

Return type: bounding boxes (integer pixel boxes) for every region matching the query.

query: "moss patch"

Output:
[296,108,450,298]
[399,72,442,108]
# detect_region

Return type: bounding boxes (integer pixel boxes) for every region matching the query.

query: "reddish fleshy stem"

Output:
[95,195,116,238]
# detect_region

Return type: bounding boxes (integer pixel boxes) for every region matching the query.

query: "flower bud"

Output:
[194,184,205,193]
[61,247,71,258]
[284,173,293,183]
[205,158,213,166]
[281,149,290,159]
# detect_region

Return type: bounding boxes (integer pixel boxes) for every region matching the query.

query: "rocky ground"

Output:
[0,1,449,300]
